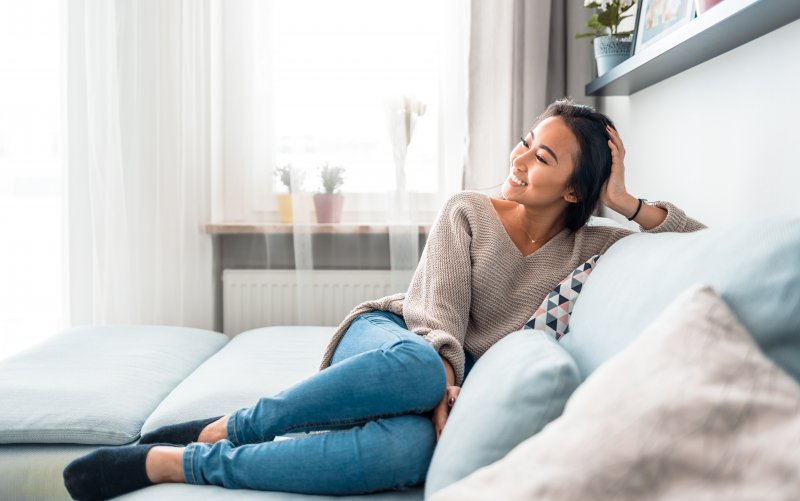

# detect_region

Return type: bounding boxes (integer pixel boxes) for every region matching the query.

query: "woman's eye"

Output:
[536,155,547,164]
[520,136,529,148]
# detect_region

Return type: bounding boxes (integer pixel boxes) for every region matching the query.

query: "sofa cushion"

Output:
[0,325,227,445]
[525,255,600,339]
[431,285,800,500]
[561,217,800,382]
[424,329,581,498]
[141,326,336,434]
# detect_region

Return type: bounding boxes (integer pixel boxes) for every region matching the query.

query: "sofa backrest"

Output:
[560,217,800,383]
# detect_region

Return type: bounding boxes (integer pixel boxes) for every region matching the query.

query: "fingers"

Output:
[606,124,625,156]
[446,386,461,408]
[433,405,448,441]
[433,386,462,441]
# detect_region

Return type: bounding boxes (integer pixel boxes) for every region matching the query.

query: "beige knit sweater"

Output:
[319,191,706,385]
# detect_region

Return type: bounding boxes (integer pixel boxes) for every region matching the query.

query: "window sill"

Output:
[205,222,432,235]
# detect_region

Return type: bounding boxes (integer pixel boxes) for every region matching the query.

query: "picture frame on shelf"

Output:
[633,0,696,56]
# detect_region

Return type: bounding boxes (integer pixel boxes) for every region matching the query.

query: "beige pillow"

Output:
[432,285,800,501]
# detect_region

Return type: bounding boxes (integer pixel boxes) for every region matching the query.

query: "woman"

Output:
[63,99,705,500]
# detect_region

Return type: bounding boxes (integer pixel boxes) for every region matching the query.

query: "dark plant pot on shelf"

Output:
[594,35,633,76]
[314,193,344,223]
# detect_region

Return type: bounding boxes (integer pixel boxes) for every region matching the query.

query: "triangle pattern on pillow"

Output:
[525,255,600,340]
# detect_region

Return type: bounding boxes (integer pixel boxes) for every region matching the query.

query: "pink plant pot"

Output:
[313,194,344,224]
[695,0,724,15]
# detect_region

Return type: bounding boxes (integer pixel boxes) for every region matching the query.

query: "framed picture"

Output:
[633,0,696,55]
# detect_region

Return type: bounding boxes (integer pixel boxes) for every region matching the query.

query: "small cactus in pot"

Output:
[314,164,345,223]
[274,163,305,223]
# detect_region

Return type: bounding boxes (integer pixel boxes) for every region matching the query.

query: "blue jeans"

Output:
[182,311,476,495]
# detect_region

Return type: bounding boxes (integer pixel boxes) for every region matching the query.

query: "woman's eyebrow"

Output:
[530,129,559,164]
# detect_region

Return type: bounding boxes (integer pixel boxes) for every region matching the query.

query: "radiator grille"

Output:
[222,270,415,336]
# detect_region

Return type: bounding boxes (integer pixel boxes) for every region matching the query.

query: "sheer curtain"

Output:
[66,0,216,329]
[0,0,65,360]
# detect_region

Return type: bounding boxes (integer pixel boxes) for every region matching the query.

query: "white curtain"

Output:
[464,0,596,193]
[66,0,216,329]
[0,0,65,360]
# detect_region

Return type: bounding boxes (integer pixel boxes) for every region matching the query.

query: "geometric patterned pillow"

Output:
[524,255,600,340]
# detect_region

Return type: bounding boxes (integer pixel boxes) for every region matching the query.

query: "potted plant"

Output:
[314,164,345,224]
[274,163,304,224]
[576,0,637,77]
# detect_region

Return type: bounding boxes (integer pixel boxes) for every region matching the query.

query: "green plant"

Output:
[576,0,636,39]
[319,164,345,195]
[274,163,303,193]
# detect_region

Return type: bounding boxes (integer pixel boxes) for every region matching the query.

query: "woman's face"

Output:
[501,116,580,210]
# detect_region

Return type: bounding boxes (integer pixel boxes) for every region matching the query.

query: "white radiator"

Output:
[222,269,415,336]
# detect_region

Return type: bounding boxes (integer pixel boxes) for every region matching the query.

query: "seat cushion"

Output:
[424,329,581,498]
[432,286,800,500]
[0,325,227,445]
[141,326,336,434]
[561,216,800,382]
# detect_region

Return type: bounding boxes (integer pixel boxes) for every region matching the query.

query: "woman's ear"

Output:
[563,188,579,204]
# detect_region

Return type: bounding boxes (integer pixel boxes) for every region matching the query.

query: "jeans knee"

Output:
[386,339,446,409]
[378,415,437,487]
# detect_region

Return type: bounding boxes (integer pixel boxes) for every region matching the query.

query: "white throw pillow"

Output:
[432,285,800,501]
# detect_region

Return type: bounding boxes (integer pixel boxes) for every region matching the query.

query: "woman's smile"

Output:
[509,172,528,187]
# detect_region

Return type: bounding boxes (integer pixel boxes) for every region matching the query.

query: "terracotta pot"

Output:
[276,193,293,224]
[695,0,724,15]
[313,194,344,224]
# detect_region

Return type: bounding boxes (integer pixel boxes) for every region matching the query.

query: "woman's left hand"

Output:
[432,385,461,441]
[601,124,631,210]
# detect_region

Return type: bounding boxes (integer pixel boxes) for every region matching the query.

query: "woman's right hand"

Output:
[432,385,461,441]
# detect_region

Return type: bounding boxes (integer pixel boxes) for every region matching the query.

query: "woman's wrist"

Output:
[608,193,639,219]
[440,355,456,387]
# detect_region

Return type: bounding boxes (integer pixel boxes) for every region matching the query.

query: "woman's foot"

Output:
[198,414,229,443]
[63,443,183,501]
[139,414,227,445]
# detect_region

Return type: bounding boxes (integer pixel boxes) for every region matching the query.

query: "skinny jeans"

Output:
[182,311,476,495]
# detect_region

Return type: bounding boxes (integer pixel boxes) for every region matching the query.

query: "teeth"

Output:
[510,173,528,186]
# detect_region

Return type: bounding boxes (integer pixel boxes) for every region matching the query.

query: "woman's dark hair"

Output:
[533,98,615,231]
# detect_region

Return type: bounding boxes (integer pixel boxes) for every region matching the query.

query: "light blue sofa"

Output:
[1,215,798,500]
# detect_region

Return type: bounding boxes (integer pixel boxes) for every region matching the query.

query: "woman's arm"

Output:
[606,193,668,230]
[403,193,474,440]
[403,193,473,386]
[601,125,705,232]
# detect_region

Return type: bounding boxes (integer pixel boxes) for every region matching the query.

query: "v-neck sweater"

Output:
[319,190,706,386]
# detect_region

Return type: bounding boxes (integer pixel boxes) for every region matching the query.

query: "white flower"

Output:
[403,95,426,117]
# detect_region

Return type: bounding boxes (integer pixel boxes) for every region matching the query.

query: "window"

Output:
[220,0,467,222]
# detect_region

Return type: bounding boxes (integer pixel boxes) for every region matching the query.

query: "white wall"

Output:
[598,18,800,228]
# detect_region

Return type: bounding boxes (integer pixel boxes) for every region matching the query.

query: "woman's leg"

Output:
[183,414,437,494]
[65,312,446,498]
[225,311,446,445]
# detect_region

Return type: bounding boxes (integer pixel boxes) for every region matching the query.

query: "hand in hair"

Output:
[600,124,631,209]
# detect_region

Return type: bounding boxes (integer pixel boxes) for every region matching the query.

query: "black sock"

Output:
[63,442,177,501]
[138,415,224,445]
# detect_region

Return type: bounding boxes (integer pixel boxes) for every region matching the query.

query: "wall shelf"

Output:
[586,0,800,96]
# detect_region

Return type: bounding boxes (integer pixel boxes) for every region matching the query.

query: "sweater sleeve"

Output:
[403,194,472,386]
[638,200,707,234]
[594,201,707,255]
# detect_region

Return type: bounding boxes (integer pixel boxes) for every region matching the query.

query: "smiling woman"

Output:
[63,98,707,500]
